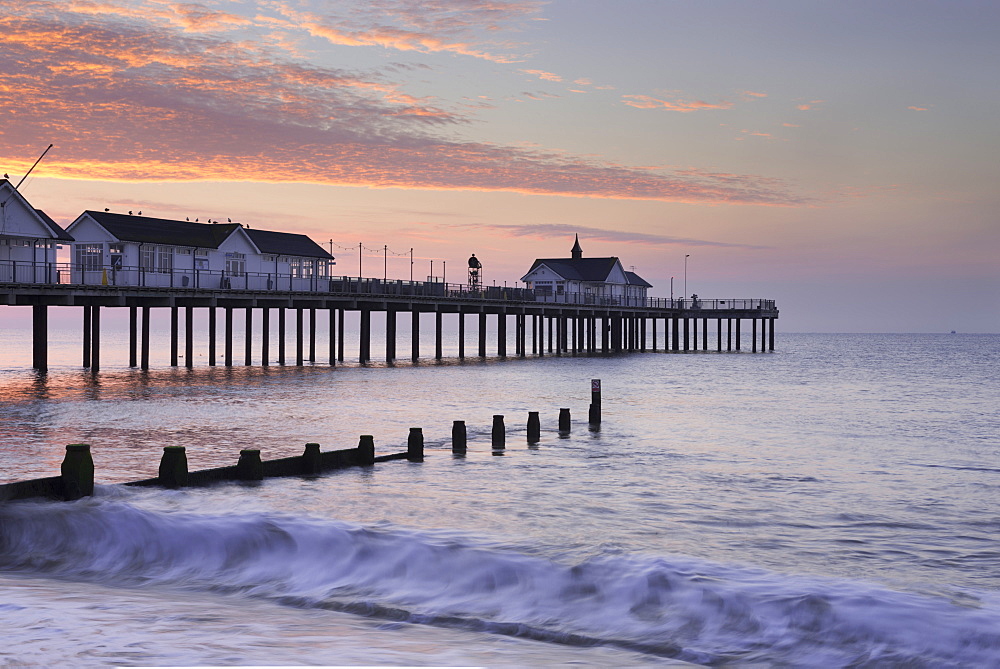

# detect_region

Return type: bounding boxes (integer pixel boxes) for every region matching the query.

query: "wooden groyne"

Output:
[0,382,605,503]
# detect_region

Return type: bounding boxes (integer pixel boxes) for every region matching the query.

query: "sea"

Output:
[1,310,998,667]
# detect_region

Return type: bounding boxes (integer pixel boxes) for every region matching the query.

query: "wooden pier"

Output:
[2,280,778,371]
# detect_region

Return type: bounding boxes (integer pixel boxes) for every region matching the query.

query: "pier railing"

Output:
[1,259,774,311]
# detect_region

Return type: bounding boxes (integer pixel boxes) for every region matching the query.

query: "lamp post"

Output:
[684,254,690,298]
[670,276,674,302]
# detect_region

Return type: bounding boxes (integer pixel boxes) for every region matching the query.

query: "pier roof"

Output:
[523,257,620,282]
[82,211,237,248]
[244,228,333,260]
[625,270,652,288]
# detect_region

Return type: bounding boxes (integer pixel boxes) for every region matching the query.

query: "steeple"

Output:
[571,234,582,260]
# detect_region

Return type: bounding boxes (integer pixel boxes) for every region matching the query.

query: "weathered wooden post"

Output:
[452,420,467,453]
[302,442,321,474]
[558,408,571,433]
[358,435,376,465]
[236,449,264,480]
[492,415,505,449]
[59,444,95,500]
[158,446,188,488]
[407,427,424,461]
[527,411,540,443]
[589,378,602,425]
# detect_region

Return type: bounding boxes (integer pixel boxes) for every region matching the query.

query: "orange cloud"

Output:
[622,94,734,112]
[0,2,805,206]
[797,100,824,111]
[908,106,928,111]
[520,69,562,82]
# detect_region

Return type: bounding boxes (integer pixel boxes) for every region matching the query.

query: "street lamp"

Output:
[684,254,690,298]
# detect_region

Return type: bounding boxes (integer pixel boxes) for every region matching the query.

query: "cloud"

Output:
[908,106,928,111]
[455,222,770,249]
[0,1,805,206]
[622,94,734,112]
[520,68,562,82]
[796,99,824,111]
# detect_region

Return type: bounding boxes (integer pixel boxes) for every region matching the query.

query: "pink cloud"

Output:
[0,1,806,206]
[797,100,824,111]
[520,68,563,82]
[908,106,928,111]
[622,94,734,112]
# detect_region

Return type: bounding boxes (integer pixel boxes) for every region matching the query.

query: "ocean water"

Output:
[1,319,999,666]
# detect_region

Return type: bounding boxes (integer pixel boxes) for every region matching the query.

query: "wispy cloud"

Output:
[796,99,824,111]
[907,106,928,111]
[520,68,562,82]
[622,94,734,112]
[0,1,805,206]
[456,222,771,249]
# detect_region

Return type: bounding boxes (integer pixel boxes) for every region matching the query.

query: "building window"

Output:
[157,246,173,274]
[317,259,329,277]
[290,258,301,278]
[195,248,209,270]
[109,244,124,270]
[225,252,245,277]
[140,246,154,271]
[76,244,103,271]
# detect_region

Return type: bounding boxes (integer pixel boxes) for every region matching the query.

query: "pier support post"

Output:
[236,449,264,481]
[492,415,505,450]
[717,319,722,352]
[671,316,679,351]
[82,305,92,368]
[244,307,253,366]
[407,427,424,462]
[170,306,179,366]
[558,408,571,433]
[359,307,371,363]
[478,312,487,357]
[435,312,443,360]
[641,317,647,351]
[262,308,271,365]
[141,306,151,369]
[527,411,540,443]
[769,318,775,351]
[531,315,538,355]
[302,442,321,475]
[159,446,189,488]
[683,318,690,351]
[278,308,286,365]
[224,307,233,366]
[703,317,708,350]
[32,304,48,372]
[652,317,657,351]
[458,312,465,358]
[452,421,467,453]
[752,318,758,353]
[296,308,304,366]
[358,435,375,465]
[208,307,217,366]
[736,319,741,351]
[727,319,732,351]
[692,318,697,351]
[61,443,94,500]
[309,308,316,363]
[337,308,345,362]
[498,312,507,357]
[128,305,137,367]
[184,305,194,368]
[90,305,101,373]
[411,310,419,361]
[329,308,336,366]
[386,309,396,362]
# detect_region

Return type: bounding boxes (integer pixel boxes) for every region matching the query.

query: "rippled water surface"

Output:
[1,327,999,666]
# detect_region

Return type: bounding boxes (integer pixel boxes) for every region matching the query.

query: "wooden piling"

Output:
[128,305,137,367]
[527,411,540,443]
[236,449,264,480]
[411,310,419,361]
[61,443,94,500]
[492,415,505,449]
[559,407,571,433]
[452,420,467,453]
[407,427,424,462]
[158,446,189,488]
[141,306,151,369]
[358,435,375,465]
[589,379,602,425]
[208,307,217,366]
[302,442,321,475]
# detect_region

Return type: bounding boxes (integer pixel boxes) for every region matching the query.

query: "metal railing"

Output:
[0,260,775,311]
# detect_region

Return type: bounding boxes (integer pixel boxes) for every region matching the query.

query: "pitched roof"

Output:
[524,257,620,282]
[244,228,333,260]
[82,211,237,248]
[34,209,74,241]
[625,270,652,288]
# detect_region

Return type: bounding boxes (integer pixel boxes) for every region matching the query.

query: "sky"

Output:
[2,0,998,332]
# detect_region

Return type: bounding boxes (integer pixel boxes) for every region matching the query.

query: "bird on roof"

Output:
[186,217,189,221]
[195,218,198,222]
[104,208,109,212]
[129,210,133,215]
[137,211,142,215]
[3,173,8,179]
[228,218,231,223]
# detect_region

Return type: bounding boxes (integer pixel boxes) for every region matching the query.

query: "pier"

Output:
[2,269,777,371]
